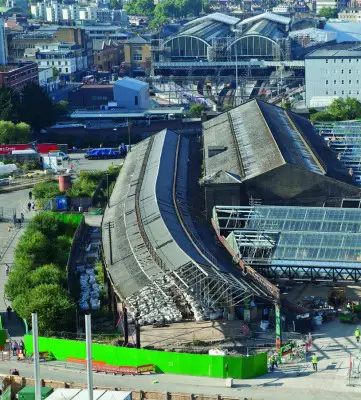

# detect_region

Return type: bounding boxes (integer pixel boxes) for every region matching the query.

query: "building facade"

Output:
[0,18,7,65]
[113,77,149,110]
[93,39,122,71]
[338,8,361,21]
[0,62,38,91]
[123,36,150,74]
[315,0,347,12]
[305,45,361,106]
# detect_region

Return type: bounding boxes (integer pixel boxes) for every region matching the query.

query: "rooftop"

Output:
[203,99,354,185]
[237,12,291,27]
[306,43,361,58]
[214,205,361,267]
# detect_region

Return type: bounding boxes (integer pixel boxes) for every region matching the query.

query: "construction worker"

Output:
[268,355,274,372]
[312,354,318,371]
[355,327,361,343]
[346,301,352,311]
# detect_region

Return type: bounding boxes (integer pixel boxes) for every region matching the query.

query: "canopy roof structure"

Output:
[213,205,361,282]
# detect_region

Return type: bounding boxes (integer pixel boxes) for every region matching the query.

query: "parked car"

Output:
[85,148,120,160]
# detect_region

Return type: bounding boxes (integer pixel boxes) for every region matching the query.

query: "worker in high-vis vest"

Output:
[312,354,318,371]
[355,327,360,343]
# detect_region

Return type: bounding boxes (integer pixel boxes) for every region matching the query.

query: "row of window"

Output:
[326,58,360,63]
[326,90,360,95]
[133,54,142,61]
[324,69,360,74]
[326,79,360,84]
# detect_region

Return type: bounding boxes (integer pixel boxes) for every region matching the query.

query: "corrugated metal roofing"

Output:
[237,12,291,27]
[243,20,285,40]
[178,20,232,44]
[184,12,240,27]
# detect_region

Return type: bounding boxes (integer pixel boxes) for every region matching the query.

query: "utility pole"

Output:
[85,314,93,400]
[127,118,132,152]
[106,173,110,208]
[104,221,114,264]
[32,313,41,400]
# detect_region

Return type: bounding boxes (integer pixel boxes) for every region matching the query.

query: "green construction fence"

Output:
[52,213,83,227]
[24,335,267,379]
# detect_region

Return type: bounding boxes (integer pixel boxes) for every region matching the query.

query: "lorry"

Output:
[0,143,67,156]
[85,148,121,160]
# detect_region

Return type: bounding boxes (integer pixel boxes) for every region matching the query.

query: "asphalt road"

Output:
[68,154,123,172]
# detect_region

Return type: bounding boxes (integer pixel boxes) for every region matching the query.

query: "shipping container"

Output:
[16,386,54,400]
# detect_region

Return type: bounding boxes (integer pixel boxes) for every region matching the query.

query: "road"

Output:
[68,154,123,172]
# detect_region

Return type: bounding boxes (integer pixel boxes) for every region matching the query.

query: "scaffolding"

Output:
[315,121,361,186]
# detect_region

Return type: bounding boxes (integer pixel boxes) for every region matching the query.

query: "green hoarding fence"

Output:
[24,335,267,379]
[52,213,83,227]
[0,386,11,400]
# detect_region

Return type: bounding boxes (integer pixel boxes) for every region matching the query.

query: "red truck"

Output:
[0,143,63,155]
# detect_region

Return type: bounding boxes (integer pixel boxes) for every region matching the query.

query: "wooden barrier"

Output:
[66,358,154,375]
[0,375,254,400]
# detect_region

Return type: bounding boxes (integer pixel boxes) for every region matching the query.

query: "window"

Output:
[342,70,344,74]
[342,80,344,84]
[342,90,345,95]
[135,95,138,106]
[334,59,336,63]
[65,68,68,73]
[334,80,336,84]
[326,59,329,63]
[334,90,337,94]
[357,59,359,62]
[349,59,352,63]
[326,80,329,84]
[341,59,344,63]
[349,70,352,74]
[133,54,142,61]
[350,80,352,84]
[326,90,329,95]
[349,90,352,94]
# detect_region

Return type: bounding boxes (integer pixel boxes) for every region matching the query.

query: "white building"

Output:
[0,18,7,65]
[305,45,361,107]
[38,67,60,92]
[113,77,149,110]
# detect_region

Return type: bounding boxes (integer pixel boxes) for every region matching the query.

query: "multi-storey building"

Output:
[305,44,361,106]
[315,0,347,13]
[0,18,7,65]
[338,8,361,21]
[124,36,150,73]
[93,39,122,71]
[0,62,38,91]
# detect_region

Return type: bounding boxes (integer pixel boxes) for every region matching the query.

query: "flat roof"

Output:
[70,107,184,119]
[306,43,361,58]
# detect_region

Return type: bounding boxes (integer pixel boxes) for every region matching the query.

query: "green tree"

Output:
[310,97,361,122]
[21,83,56,132]
[32,181,62,208]
[54,100,69,118]
[30,264,65,286]
[125,0,155,15]
[13,284,76,332]
[0,87,21,122]
[5,263,33,301]
[15,230,51,266]
[110,0,122,9]
[188,103,207,117]
[29,212,64,239]
[318,7,338,19]
[0,121,31,144]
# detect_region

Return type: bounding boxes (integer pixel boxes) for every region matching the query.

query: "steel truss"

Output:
[175,262,253,308]
[257,265,361,282]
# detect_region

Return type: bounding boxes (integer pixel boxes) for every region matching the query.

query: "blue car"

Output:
[85,148,120,160]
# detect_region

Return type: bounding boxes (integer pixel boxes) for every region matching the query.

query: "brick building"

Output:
[0,62,38,91]
[93,39,122,72]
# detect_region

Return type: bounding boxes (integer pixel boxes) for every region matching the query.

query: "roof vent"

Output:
[208,146,227,158]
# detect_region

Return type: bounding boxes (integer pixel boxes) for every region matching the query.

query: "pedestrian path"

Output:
[0,221,26,340]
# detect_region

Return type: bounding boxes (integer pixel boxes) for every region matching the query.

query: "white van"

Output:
[48,151,69,160]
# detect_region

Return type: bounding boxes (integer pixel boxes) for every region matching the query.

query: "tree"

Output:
[13,284,76,332]
[318,7,338,19]
[125,0,155,15]
[188,103,207,117]
[30,264,65,286]
[0,87,21,122]
[310,97,361,122]
[29,212,64,239]
[21,83,56,132]
[54,100,69,118]
[15,230,51,266]
[52,67,60,80]
[32,180,62,208]
[110,0,122,9]
[0,121,31,144]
